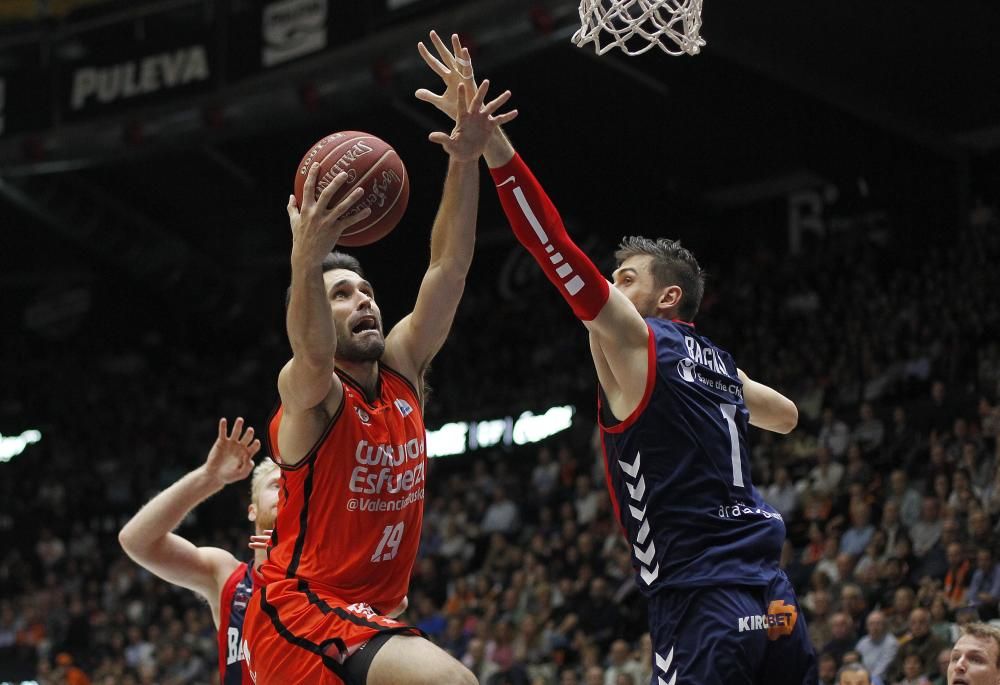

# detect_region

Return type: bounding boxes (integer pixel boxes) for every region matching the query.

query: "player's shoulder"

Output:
[200,546,242,595]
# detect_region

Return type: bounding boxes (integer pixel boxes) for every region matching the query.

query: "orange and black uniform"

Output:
[243,366,426,684]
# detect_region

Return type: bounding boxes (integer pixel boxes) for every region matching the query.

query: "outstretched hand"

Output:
[288,165,372,266]
[415,31,478,122]
[203,417,261,487]
[428,80,517,161]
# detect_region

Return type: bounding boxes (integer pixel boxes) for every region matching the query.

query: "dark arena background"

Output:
[2,1,1000,684]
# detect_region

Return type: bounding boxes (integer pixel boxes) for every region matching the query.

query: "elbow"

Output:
[118,527,137,555]
[118,525,146,558]
[777,402,799,434]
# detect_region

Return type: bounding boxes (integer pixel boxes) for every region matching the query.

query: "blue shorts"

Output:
[647,570,817,685]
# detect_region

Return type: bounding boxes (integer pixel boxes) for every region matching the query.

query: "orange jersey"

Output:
[262,365,425,612]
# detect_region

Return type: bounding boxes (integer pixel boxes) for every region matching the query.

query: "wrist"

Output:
[290,250,326,272]
[484,129,515,168]
[192,465,226,494]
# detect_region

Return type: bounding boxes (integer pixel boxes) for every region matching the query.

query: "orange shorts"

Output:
[242,578,422,685]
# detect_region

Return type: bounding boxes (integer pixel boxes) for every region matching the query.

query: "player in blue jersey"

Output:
[119,418,272,684]
[416,32,818,685]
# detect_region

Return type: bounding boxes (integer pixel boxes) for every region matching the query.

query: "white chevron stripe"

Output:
[664,672,676,685]
[658,677,667,685]
[626,475,646,501]
[618,451,641,478]
[633,540,655,564]
[636,518,650,544]
[656,647,674,673]
[628,503,646,521]
[640,563,660,585]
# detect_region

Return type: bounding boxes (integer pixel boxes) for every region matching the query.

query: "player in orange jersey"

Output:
[119,418,273,685]
[240,64,517,684]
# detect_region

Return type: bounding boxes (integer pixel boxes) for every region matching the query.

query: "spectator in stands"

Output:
[481,487,520,535]
[856,609,898,681]
[603,639,643,685]
[837,662,874,685]
[910,498,944,558]
[888,608,948,683]
[966,509,992,550]
[928,648,951,685]
[853,403,885,457]
[532,447,559,501]
[809,589,835,650]
[842,500,877,557]
[895,653,931,685]
[928,596,956,645]
[841,584,870,635]
[805,445,846,496]
[819,408,851,459]
[764,466,800,518]
[980,463,1000,517]
[888,470,923,530]
[967,547,1000,620]
[825,612,859,665]
[819,652,840,685]
[942,542,972,609]
[845,444,875,491]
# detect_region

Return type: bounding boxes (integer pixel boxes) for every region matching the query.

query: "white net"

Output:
[573,0,706,57]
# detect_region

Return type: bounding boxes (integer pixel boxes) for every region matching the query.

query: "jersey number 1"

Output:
[372,522,405,562]
[720,403,745,488]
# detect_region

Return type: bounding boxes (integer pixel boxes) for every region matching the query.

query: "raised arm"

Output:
[737,369,799,434]
[118,418,260,620]
[385,77,516,387]
[415,31,648,417]
[277,166,371,463]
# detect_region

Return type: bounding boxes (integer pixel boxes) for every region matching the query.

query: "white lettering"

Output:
[227,627,240,664]
[69,46,210,111]
[348,463,425,496]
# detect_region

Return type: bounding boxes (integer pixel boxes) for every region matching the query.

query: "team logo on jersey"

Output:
[394,398,413,417]
[737,599,798,640]
[355,406,371,423]
[677,358,697,382]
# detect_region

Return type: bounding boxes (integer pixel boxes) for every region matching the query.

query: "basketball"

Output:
[293,131,410,247]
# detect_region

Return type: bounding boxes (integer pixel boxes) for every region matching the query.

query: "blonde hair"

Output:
[959,623,1000,667]
[251,458,279,506]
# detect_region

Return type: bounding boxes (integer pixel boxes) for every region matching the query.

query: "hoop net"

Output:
[572,0,705,57]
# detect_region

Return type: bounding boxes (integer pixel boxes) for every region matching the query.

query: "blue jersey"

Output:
[599,318,785,594]
[218,561,254,684]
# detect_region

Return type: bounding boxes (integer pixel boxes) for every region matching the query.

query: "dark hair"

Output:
[284,251,364,309]
[614,236,705,320]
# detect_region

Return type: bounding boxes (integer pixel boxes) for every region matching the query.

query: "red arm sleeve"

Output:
[489,153,610,321]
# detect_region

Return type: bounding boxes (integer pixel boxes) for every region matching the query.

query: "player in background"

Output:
[416,33,817,685]
[119,418,272,685]
[240,67,516,684]
[946,623,1000,685]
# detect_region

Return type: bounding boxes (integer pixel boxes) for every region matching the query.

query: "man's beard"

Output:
[337,333,385,362]
[256,508,276,533]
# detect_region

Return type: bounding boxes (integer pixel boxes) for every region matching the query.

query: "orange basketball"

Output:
[293,131,410,247]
